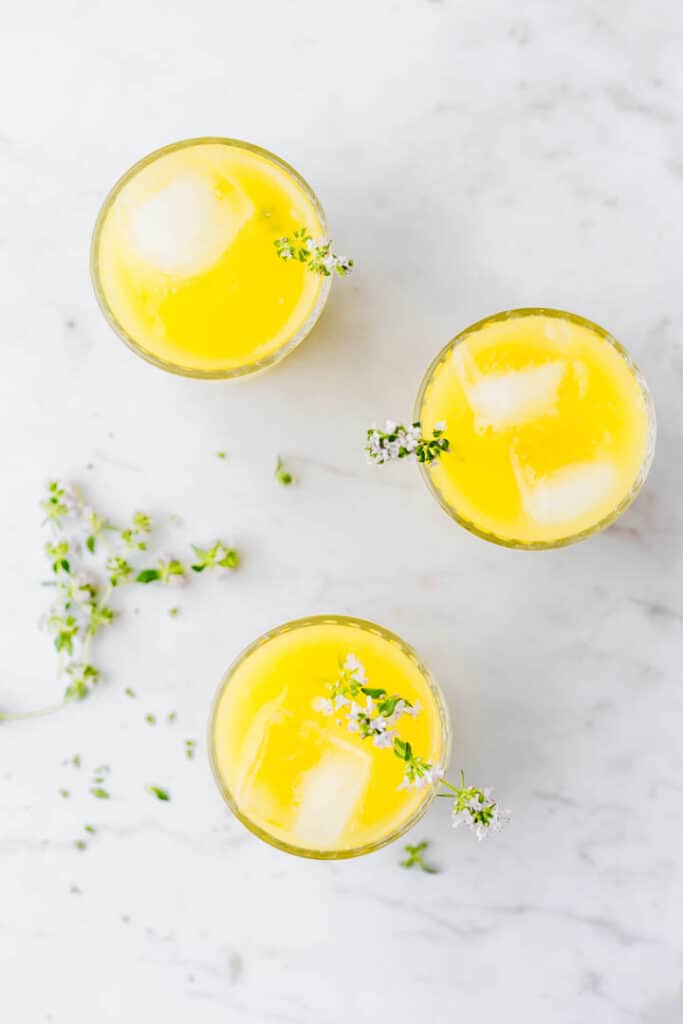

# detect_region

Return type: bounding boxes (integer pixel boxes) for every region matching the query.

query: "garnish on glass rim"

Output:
[0,481,240,723]
[313,654,510,842]
[275,227,353,277]
[365,420,450,466]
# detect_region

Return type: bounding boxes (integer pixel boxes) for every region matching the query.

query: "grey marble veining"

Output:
[1,1,682,1021]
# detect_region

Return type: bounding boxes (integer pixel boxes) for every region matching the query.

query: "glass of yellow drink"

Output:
[209,615,450,859]
[415,308,655,549]
[91,138,331,378]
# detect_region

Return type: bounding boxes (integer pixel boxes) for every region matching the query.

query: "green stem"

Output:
[0,698,70,722]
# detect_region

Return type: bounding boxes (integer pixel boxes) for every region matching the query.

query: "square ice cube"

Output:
[453,347,565,430]
[126,175,253,277]
[291,736,372,850]
[514,457,619,526]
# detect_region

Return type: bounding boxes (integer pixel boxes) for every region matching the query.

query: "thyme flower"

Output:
[190,542,239,575]
[444,772,511,841]
[275,227,353,277]
[313,655,509,842]
[365,420,450,466]
[0,481,241,723]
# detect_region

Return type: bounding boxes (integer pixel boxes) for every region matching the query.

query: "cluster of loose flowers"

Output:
[365,420,450,466]
[275,227,353,277]
[0,481,239,721]
[313,654,509,841]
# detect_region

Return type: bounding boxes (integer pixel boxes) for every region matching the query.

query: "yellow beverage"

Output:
[209,616,449,858]
[91,138,330,377]
[416,309,655,548]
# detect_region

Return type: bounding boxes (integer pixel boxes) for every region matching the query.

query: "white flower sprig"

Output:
[441,772,511,842]
[0,481,239,722]
[313,654,509,841]
[365,421,450,466]
[275,227,353,277]
[313,653,424,766]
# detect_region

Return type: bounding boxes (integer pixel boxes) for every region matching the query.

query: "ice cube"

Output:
[514,458,619,526]
[291,736,372,850]
[126,176,253,276]
[453,347,565,430]
[232,692,290,805]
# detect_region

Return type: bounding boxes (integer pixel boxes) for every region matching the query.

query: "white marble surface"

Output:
[1,1,682,1021]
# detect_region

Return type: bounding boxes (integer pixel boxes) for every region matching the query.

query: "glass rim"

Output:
[90,136,332,380]
[207,614,452,860]
[413,307,657,550]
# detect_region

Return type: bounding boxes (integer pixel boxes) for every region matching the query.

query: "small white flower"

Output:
[434,420,447,432]
[373,730,395,749]
[384,420,397,433]
[333,694,349,710]
[312,696,334,716]
[404,701,420,717]
[62,483,83,514]
[451,810,470,831]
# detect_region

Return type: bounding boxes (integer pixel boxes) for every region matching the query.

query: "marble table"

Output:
[1,1,682,1021]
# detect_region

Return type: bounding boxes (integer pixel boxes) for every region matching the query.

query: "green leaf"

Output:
[378,696,400,717]
[147,785,170,802]
[275,456,294,486]
[191,564,205,573]
[361,687,386,699]
[393,737,409,759]
[86,535,96,554]
[218,549,239,570]
[136,568,161,583]
[90,787,110,800]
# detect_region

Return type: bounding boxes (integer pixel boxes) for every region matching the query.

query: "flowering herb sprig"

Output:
[313,655,509,842]
[440,771,511,841]
[275,227,353,277]
[365,420,450,466]
[0,481,240,722]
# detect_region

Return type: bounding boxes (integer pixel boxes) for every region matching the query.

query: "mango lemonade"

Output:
[91,138,329,376]
[416,309,655,547]
[210,617,449,857]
